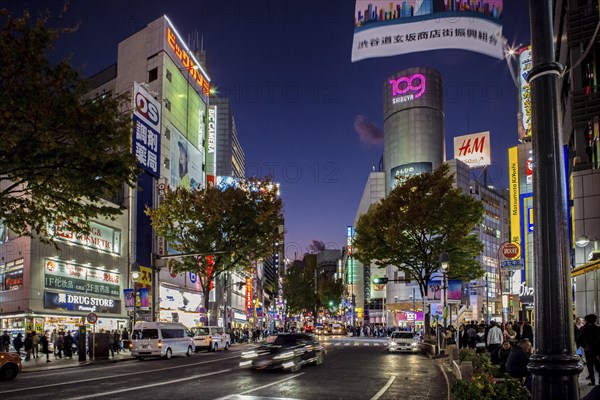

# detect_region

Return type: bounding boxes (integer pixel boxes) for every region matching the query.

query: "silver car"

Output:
[387,331,419,353]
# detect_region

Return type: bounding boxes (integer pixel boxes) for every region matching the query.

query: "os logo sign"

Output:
[135,92,159,126]
[389,73,426,104]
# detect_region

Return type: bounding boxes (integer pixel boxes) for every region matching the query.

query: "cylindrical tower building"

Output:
[383,67,445,194]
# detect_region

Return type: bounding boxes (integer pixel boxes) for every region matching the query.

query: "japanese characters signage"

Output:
[518,46,532,140]
[165,21,210,97]
[390,162,432,187]
[44,259,121,297]
[453,131,491,168]
[133,82,161,177]
[352,0,503,62]
[245,277,253,314]
[44,290,121,314]
[49,220,121,255]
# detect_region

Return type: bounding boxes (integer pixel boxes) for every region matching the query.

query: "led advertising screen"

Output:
[352,0,504,62]
[169,124,204,190]
[518,46,532,141]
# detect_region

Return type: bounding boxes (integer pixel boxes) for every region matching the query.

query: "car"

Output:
[191,326,231,352]
[131,322,195,360]
[388,331,420,353]
[330,323,345,335]
[314,324,325,335]
[239,333,325,372]
[0,352,22,380]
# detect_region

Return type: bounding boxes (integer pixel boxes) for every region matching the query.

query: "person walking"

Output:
[12,332,23,355]
[113,329,121,353]
[64,331,74,359]
[121,328,130,351]
[578,314,600,385]
[486,321,503,356]
[0,330,11,352]
[108,330,115,358]
[504,322,518,345]
[41,330,51,362]
[23,332,33,361]
[475,326,487,353]
[55,331,64,358]
[521,320,534,345]
[32,331,40,359]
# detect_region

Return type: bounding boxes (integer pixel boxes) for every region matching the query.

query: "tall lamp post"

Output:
[528,1,583,398]
[439,252,450,329]
[130,263,141,331]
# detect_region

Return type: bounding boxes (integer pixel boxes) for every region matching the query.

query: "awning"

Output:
[572,259,600,277]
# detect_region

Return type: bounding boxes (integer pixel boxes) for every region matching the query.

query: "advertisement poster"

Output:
[124,289,135,309]
[352,0,504,62]
[453,131,491,168]
[132,82,161,177]
[138,288,150,310]
[426,279,462,301]
[169,124,204,191]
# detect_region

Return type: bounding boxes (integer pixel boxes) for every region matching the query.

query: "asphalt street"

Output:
[1,338,448,400]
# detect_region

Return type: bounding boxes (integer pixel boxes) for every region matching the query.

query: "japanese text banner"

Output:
[352,0,504,62]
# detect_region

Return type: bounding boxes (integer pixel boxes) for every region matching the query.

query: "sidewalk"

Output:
[19,342,255,373]
[20,351,134,373]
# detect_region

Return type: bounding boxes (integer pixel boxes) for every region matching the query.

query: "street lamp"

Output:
[130,263,141,332]
[439,252,450,329]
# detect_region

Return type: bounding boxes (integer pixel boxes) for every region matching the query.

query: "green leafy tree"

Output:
[0,9,139,239]
[353,164,485,334]
[145,178,284,324]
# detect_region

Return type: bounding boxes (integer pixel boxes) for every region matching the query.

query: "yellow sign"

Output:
[509,147,521,245]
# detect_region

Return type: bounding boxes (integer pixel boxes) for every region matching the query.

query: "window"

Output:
[133,329,159,340]
[165,127,170,140]
[164,98,171,111]
[166,69,172,82]
[148,68,158,82]
[0,259,24,291]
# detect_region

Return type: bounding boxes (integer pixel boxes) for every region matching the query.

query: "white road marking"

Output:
[3,355,239,394]
[370,375,397,400]
[373,343,380,346]
[354,343,360,346]
[67,369,232,399]
[344,343,350,346]
[213,373,305,400]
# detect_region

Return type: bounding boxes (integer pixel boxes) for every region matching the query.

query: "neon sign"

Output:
[389,73,426,104]
[166,26,210,96]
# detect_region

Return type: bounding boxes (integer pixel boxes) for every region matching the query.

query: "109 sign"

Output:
[389,73,426,104]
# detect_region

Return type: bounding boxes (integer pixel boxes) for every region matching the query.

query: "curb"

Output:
[21,355,135,373]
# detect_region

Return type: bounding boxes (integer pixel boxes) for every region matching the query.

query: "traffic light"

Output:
[373,277,389,285]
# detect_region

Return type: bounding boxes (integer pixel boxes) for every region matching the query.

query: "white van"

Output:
[131,322,194,360]
[191,326,231,352]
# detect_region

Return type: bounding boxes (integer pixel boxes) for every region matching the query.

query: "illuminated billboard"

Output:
[453,131,491,168]
[518,46,532,141]
[389,73,426,104]
[352,0,504,62]
[169,124,204,191]
[508,146,521,245]
[132,82,161,177]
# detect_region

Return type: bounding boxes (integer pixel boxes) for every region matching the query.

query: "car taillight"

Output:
[208,336,212,341]
[129,342,133,349]
[158,339,163,348]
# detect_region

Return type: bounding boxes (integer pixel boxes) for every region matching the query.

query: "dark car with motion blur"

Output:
[239,333,325,372]
[0,352,22,380]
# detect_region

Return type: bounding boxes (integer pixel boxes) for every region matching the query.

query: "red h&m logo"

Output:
[458,136,486,157]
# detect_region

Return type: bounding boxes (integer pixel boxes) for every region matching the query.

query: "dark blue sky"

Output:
[11,0,531,259]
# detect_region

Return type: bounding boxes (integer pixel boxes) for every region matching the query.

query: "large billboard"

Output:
[453,131,491,168]
[352,0,504,62]
[508,147,521,245]
[169,124,204,190]
[133,82,161,177]
[518,46,533,141]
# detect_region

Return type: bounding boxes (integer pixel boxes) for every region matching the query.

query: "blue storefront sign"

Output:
[44,290,121,314]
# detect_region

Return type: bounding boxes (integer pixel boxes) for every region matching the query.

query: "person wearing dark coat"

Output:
[12,333,23,355]
[506,339,533,392]
[492,340,512,372]
[520,320,534,345]
[41,330,51,362]
[64,331,74,359]
[23,333,33,361]
[579,314,600,385]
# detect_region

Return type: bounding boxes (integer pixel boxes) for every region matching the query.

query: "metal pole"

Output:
[412,287,416,331]
[485,274,489,324]
[527,1,583,398]
[443,272,448,329]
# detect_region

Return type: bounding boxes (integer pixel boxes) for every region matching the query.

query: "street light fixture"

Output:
[439,252,450,329]
[130,263,141,332]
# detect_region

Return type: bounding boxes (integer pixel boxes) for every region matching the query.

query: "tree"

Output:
[145,178,284,324]
[0,9,139,239]
[353,164,485,334]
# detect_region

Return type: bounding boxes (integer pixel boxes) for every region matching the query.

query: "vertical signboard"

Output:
[133,82,161,177]
[518,46,533,141]
[206,105,217,184]
[509,147,521,245]
[245,277,253,317]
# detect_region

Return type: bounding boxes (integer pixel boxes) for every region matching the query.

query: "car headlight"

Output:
[273,351,295,360]
[389,342,397,346]
[411,342,418,347]
[241,351,258,359]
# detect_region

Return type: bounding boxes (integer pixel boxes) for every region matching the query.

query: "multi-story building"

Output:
[552,0,600,317]
[209,97,246,179]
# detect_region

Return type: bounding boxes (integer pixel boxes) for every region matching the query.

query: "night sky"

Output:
[7,0,532,259]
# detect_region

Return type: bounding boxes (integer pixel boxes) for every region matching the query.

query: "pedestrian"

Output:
[458,324,468,349]
[23,332,33,361]
[577,314,600,385]
[475,326,487,354]
[494,340,513,372]
[108,330,115,357]
[55,331,64,358]
[113,329,121,353]
[12,332,23,355]
[121,328,130,351]
[41,330,51,362]
[64,331,74,359]
[521,320,534,345]
[32,331,40,358]
[0,330,11,352]
[486,321,503,356]
[576,316,586,360]
[466,323,477,349]
[506,339,533,392]
[504,323,518,345]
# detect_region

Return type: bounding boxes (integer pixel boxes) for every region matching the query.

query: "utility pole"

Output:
[527,1,583,398]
